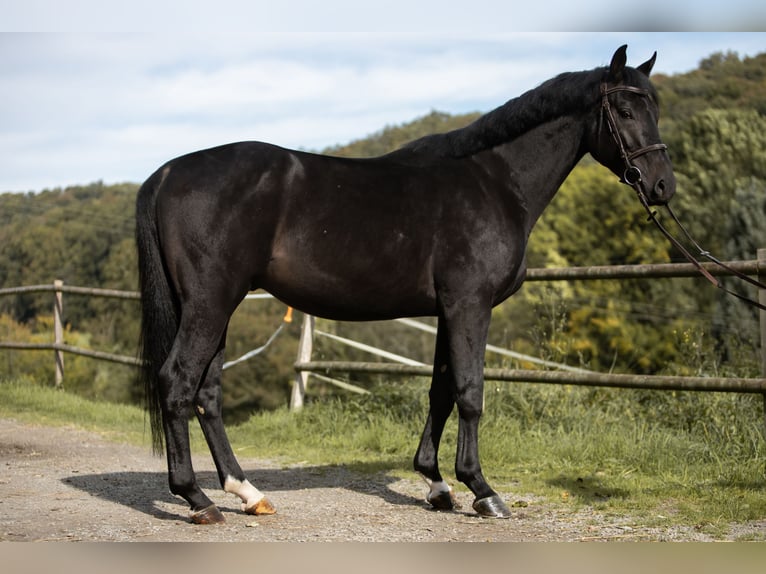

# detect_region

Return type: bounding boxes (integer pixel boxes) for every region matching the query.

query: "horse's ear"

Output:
[608,45,628,83]
[637,52,657,77]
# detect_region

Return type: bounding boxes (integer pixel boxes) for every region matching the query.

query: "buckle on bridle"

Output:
[623,165,642,185]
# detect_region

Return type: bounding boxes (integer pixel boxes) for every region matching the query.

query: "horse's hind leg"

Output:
[194,329,276,516]
[414,317,460,510]
[158,308,232,524]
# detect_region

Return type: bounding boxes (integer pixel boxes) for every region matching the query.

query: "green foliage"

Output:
[654,51,766,141]
[1,313,92,384]
[671,109,766,255]
[0,314,61,385]
[0,182,137,322]
[541,163,672,266]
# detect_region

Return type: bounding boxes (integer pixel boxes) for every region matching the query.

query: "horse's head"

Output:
[589,45,676,206]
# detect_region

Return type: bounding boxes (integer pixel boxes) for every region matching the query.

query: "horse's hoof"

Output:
[190,504,226,524]
[244,497,277,516]
[472,495,512,519]
[428,489,461,511]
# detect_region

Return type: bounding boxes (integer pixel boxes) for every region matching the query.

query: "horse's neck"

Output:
[489,115,587,234]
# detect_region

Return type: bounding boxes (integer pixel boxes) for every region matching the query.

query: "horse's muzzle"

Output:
[646,174,675,205]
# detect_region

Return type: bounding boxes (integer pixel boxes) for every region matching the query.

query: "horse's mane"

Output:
[398,67,607,159]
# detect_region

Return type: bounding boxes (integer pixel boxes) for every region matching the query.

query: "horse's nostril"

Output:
[655,179,666,194]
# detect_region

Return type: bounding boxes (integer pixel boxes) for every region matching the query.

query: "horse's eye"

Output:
[619,108,633,119]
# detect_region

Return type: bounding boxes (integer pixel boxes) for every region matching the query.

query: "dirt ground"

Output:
[2,417,765,542]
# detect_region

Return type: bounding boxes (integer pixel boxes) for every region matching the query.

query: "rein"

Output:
[600,81,766,311]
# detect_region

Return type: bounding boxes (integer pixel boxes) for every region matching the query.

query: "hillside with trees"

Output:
[1,50,765,420]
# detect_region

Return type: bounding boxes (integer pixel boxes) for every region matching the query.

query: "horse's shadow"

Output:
[545,475,630,504]
[63,459,425,521]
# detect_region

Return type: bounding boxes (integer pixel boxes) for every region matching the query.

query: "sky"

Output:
[1,1,765,193]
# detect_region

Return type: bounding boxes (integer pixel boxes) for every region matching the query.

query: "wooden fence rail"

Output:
[0,283,140,299]
[295,361,766,394]
[0,341,143,367]
[524,259,762,281]
[0,280,143,385]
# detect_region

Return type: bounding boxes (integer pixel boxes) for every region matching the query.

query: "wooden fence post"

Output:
[53,279,64,388]
[758,249,766,436]
[290,314,315,411]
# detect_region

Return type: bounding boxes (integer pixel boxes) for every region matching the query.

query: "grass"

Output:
[0,376,150,444]
[1,376,765,539]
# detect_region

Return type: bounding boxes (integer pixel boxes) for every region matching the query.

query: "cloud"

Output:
[1,31,765,192]
[2,34,560,190]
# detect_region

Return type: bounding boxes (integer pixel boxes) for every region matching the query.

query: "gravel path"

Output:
[2,417,764,542]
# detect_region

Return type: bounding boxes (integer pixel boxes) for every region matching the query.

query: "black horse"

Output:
[136,45,675,523]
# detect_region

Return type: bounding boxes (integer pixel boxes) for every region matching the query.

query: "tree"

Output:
[713,178,766,368]
[673,110,766,249]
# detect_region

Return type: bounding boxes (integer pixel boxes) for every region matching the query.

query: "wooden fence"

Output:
[0,281,143,387]
[1,250,765,424]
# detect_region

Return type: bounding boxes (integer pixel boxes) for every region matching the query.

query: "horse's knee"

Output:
[455,388,484,426]
[158,365,196,412]
[194,386,222,419]
[162,390,193,416]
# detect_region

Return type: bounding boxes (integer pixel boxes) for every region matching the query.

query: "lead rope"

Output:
[632,187,766,311]
[665,205,766,292]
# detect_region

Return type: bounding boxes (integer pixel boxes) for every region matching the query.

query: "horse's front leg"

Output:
[414,316,459,510]
[194,331,276,517]
[444,302,512,519]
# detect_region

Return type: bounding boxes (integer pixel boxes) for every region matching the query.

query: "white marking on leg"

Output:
[224,476,265,511]
[427,480,453,502]
[418,473,453,503]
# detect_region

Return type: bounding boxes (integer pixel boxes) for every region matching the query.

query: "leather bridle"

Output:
[600,79,766,311]
[600,81,668,190]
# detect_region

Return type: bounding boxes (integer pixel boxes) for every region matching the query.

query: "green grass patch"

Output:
[1,376,765,538]
[0,376,150,444]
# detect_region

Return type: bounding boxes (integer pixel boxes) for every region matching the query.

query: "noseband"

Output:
[599,81,668,189]
[599,80,766,311]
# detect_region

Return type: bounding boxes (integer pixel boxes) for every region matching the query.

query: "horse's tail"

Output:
[135,166,177,455]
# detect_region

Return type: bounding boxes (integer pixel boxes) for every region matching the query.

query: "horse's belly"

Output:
[262,254,437,321]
